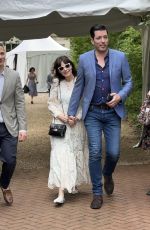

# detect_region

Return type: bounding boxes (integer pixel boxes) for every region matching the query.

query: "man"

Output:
[68,25,133,209]
[46,72,52,95]
[0,43,27,206]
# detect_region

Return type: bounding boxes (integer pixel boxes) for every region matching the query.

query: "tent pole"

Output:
[141,25,150,100]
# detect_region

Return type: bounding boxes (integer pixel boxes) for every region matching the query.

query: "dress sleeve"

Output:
[48,78,64,118]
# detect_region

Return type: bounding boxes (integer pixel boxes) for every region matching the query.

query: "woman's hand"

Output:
[68,116,79,127]
[68,119,75,127]
[57,114,68,123]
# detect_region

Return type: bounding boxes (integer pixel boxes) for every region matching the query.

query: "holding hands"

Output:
[68,116,77,127]
[57,114,77,127]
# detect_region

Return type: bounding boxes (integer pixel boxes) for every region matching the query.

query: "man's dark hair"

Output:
[90,24,108,39]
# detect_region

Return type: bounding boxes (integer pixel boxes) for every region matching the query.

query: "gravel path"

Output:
[16,93,150,172]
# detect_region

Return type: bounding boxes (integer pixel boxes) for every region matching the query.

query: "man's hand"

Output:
[106,93,121,108]
[68,116,76,127]
[19,130,27,142]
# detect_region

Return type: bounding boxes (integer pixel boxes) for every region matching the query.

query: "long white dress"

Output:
[48,78,90,193]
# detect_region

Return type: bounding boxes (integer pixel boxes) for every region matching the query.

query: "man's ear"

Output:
[91,38,94,45]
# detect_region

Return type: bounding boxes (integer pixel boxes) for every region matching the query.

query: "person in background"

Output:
[68,24,133,209]
[133,90,150,150]
[46,71,53,95]
[26,67,38,104]
[48,55,90,205]
[133,90,150,195]
[0,43,27,206]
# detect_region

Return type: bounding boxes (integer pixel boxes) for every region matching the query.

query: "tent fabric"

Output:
[7,37,69,54]
[6,37,69,92]
[0,0,149,19]
[0,0,150,40]
[1,0,150,96]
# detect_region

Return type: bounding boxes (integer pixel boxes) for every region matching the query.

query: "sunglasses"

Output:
[58,63,71,72]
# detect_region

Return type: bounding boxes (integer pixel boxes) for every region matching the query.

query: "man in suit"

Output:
[46,72,52,95]
[68,25,133,209]
[0,43,27,205]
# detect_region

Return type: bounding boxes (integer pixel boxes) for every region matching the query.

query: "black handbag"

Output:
[49,123,66,137]
[23,84,29,93]
[48,83,67,137]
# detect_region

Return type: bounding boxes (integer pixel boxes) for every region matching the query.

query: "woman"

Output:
[27,67,38,104]
[134,90,150,149]
[140,91,150,195]
[48,56,90,205]
[134,90,150,195]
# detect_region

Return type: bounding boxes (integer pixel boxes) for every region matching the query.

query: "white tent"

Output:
[0,0,150,97]
[6,37,70,92]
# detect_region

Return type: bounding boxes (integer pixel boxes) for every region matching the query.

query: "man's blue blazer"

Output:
[68,49,133,119]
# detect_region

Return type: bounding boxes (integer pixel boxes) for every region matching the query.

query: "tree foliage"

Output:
[70,36,93,66]
[70,27,142,123]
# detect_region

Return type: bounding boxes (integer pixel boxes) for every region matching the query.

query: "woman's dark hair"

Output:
[0,42,5,49]
[52,56,77,81]
[29,67,35,72]
[90,24,108,39]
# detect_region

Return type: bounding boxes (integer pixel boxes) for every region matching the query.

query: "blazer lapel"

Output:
[90,50,96,76]
[1,68,9,100]
[109,49,114,81]
[109,48,119,88]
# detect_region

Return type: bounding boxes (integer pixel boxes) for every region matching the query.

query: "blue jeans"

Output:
[84,105,121,195]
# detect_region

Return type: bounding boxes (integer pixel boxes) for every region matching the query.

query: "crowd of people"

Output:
[0,24,149,209]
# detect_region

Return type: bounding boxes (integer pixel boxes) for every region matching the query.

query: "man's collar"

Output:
[94,49,109,61]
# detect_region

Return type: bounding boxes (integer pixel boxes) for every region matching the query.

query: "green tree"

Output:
[113,27,142,121]
[70,36,93,66]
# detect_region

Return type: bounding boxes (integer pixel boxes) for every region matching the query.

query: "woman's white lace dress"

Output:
[48,78,90,193]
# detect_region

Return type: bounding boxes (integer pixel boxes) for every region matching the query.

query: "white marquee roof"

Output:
[1,0,149,20]
[0,0,149,40]
[1,0,150,97]
[7,36,69,56]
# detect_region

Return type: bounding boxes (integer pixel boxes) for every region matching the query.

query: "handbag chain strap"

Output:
[59,83,65,113]
[53,83,64,124]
